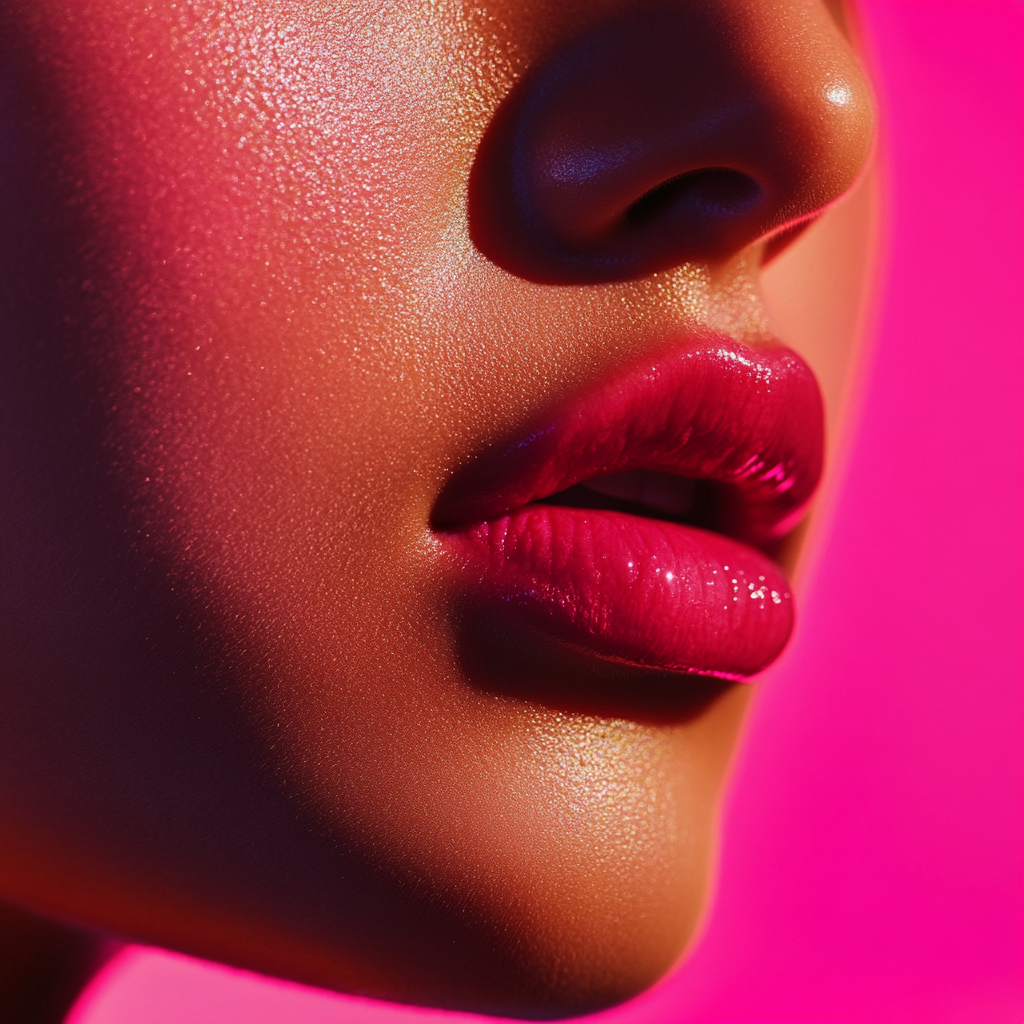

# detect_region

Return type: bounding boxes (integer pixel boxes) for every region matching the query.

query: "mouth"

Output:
[432,337,823,681]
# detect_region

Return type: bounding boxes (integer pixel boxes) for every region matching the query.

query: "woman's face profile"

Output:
[0,0,873,1017]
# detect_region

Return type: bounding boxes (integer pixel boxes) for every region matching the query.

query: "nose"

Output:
[468,0,873,284]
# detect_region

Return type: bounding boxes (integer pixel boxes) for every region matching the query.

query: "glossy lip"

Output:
[433,337,824,680]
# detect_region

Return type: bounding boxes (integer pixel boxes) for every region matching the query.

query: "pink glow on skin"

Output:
[67,3,1024,1022]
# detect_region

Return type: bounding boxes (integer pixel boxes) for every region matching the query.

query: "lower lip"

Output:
[440,504,792,679]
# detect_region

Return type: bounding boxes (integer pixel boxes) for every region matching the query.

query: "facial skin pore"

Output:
[0,1,873,1017]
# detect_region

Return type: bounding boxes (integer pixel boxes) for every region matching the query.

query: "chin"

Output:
[261,672,753,1020]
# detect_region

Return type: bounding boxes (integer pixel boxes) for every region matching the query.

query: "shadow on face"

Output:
[0,902,110,1024]
[457,600,737,727]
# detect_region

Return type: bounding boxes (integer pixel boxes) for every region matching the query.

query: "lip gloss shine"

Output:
[434,337,822,680]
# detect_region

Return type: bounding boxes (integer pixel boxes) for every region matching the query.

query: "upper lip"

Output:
[432,335,824,546]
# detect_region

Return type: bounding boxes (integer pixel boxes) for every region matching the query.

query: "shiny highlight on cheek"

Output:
[34,0,758,669]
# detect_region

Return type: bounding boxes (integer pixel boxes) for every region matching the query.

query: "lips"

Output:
[432,338,823,680]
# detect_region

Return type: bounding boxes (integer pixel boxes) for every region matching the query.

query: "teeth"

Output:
[580,470,696,518]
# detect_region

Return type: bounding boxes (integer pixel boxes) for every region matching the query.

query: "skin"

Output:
[0,0,874,1018]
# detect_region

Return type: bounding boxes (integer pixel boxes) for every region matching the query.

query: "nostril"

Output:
[468,3,873,285]
[625,169,763,227]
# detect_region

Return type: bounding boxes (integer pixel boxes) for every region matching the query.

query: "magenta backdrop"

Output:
[67,4,1024,1022]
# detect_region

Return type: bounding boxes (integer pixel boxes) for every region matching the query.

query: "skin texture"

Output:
[0,0,874,1018]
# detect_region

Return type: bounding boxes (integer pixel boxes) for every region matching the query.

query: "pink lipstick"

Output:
[433,338,823,680]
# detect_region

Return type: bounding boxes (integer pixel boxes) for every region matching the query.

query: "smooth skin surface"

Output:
[0,0,873,1017]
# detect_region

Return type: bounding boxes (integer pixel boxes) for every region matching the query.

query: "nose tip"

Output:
[469,0,874,284]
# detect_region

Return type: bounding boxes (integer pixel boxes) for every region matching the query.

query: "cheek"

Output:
[37,2,455,623]
[14,3,756,992]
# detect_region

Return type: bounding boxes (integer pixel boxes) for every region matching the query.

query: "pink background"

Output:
[68,3,1024,1022]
